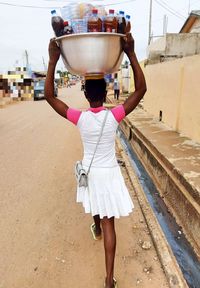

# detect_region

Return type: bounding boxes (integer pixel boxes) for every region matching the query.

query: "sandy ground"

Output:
[0,84,169,288]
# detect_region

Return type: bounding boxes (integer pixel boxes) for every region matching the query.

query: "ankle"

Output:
[105,276,114,288]
[95,226,101,234]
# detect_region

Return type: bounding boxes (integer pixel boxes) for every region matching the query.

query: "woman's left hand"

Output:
[48,38,61,64]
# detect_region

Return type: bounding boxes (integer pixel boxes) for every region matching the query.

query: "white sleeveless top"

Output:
[77,110,119,168]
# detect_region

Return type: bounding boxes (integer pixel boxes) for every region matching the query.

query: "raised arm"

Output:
[122,33,147,116]
[45,39,68,118]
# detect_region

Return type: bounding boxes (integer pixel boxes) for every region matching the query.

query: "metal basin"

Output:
[56,32,124,77]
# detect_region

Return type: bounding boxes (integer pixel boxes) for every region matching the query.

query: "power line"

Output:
[0,0,135,9]
[169,0,200,14]
[154,0,186,20]
[154,0,184,20]
[158,0,186,18]
[155,0,186,20]
[0,1,60,9]
[43,0,104,1]
[191,0,200,6]
[104,0,136,6]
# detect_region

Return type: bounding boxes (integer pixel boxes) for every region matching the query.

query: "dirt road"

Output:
[0,85,169,288]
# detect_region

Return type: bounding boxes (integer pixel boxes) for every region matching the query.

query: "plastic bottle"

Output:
[117,11,126,34]
[78,3,94,18]
[61,6,71,22]
[63,21,73,35]
[61,3,79,21]
[71,18,87,34]
[125,15,131,33]
[87,9,102,32]
[104,9,118,33]
[51,10,64,37]
[96,5,107,19]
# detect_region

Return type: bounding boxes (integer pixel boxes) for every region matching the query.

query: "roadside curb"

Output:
[116,137,188,288]
[0,97,12,108]
[119,114,200,258]
[0,97,23,108]
[106,93,200,258]
[106,93,188,287]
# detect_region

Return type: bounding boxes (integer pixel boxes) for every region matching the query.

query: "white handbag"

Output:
[75,110,109,188]
[75,161,88,187]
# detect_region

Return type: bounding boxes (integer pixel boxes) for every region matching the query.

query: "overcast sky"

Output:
[0,0,199,72]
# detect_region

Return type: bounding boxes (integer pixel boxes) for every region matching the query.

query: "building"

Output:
[180,10,200,33]
[0,67,33,101]
[147,10,200,65]
[142,10,200,143]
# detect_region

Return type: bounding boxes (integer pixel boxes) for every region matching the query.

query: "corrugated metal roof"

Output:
[180,10,200,33]
[190,10,200,17]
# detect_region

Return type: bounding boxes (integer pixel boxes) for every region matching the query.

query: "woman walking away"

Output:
[45,33,146,288]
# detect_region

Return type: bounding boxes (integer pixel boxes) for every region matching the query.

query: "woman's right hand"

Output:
[122,33,135,56]
[48,38,61,65]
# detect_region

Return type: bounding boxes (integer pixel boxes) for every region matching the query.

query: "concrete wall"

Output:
[148,33,200,63]
[129,60,145,94]
[147,36,166,60]
[143,53,200,143]
[165,33,200,56]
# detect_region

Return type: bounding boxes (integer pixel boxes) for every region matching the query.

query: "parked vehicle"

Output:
[34,79,58,100]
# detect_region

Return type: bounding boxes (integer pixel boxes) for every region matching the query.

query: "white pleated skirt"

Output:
[76,165,134,219]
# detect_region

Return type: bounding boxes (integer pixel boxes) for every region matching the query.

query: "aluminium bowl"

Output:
[56,32,124,77]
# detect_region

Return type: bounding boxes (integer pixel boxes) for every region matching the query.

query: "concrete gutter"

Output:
[120,115,200,258]
[116,138,188,288]
[106,92,200,257]
[106,92,200,286]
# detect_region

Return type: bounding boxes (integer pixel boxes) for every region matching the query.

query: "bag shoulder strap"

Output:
[87,109,109,175]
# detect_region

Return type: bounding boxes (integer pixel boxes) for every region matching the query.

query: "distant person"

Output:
[67,79,71,88]
[113,76,120,100]
[45,33,146,288]
[81,80,85,91]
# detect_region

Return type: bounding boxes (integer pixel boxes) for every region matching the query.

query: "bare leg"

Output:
[101,217,116,288]
[117,90,120,100]
[93,214,102,237]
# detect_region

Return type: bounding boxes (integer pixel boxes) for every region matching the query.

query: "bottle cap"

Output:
[92,9,98,14]
[119,11,125,15]
[126,15,131,19]
[51,10,56,15]
[109,9,115,14]
[64,21,69,26]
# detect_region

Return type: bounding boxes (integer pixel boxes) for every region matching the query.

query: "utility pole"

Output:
[163,14,168,35]
[42,56,47,71]
[188,0,191,15]
[25,50,29,70]
[148,0,153,45]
